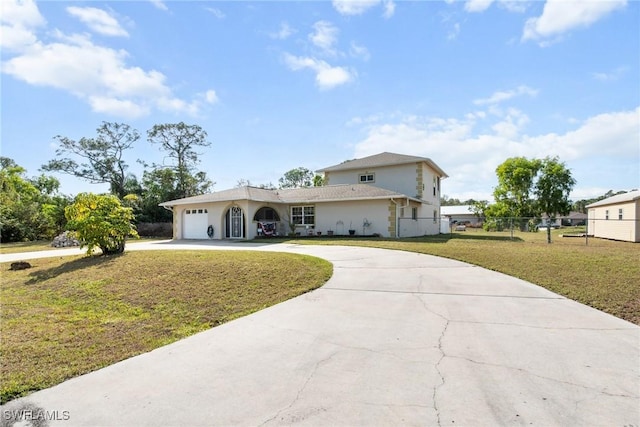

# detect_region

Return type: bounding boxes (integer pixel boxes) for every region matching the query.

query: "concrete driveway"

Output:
[2,241,639,426]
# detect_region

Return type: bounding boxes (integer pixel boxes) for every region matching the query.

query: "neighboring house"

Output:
[586,190,640,243]
[159,152,448,240]
[441,205,480,226]
[559,211,587,226]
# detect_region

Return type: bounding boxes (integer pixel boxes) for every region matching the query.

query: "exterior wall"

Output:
[325,163,421,199]
[397,200,440,237]
[171,196,443,240]
[313,200,392,237]
[419,162,441,206]
[173,201,257,240]
[587,200,639,242]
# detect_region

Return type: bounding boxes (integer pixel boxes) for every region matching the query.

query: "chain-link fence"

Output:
[398,216,640,246]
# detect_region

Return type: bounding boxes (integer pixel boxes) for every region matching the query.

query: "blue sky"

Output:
[2,0,638,201]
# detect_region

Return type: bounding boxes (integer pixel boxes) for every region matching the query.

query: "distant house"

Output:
[441,205,480,225]
[159,152,448,240]
[586,190,640,243]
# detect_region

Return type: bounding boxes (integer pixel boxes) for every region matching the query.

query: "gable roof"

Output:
[160,184,416,207]
[317,152,448,178]
[586,190,640,208]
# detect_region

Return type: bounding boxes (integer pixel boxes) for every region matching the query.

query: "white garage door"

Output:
[183,208,209,239]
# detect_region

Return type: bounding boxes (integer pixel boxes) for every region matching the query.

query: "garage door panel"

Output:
[184,209,209,239]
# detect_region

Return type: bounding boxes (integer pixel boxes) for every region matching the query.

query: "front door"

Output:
[229,206,243,239]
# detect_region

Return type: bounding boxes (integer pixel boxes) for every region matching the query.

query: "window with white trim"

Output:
[433,209,437,223]
[359,173,375,183]
[605,210,609,220]
[291,206,315,225]
[412,207,418,220]
[618,208,623,220]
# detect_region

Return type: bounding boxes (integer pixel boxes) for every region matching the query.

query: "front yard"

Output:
[0,250,332,404]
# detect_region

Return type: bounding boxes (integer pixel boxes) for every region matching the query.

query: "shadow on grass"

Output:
[25,254,123,285]
[419,233,524,243]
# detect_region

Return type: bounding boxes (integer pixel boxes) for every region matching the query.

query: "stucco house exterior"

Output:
[159,152,448,240]
[586,190,640,243]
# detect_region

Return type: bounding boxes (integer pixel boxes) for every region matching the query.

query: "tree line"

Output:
[1,121,211,243]
[0,121,328,243]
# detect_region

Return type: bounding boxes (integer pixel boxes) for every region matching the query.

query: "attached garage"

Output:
[183,208,209,239]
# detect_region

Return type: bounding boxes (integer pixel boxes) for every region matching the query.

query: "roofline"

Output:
[159,193,423,207]
[317,156,448,178]
[585,191,640,208]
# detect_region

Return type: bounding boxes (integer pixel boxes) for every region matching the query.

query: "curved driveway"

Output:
[2,240,639,426]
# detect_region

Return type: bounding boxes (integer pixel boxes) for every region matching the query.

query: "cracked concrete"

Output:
[1,241,638,426]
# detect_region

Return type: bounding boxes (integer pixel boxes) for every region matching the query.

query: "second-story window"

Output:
[359,173,375,183]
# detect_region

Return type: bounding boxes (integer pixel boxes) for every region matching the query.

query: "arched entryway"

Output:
[253,207,280,222]
[253,206,281,237]
[225,206,245,239]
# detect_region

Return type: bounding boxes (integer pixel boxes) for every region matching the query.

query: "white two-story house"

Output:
[159,152,448,240]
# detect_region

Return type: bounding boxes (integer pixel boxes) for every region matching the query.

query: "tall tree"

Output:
[535,157,576,243]
[279,167,314,188]
[147,123,213,199]
[42,122,139,198]
[492,157,542,229]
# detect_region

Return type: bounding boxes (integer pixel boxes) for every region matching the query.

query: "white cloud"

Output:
[473,85,538,105]
[0,0,45,51]
[66,6,129,37]
[1,3,216,119]
[309,21,339,56]
[283,53,354,90]
[382,0,396,18]
[349,106,639,200]
[522,0,627,44]
[349,41,370,61]
[592,66,629,81]
[332,0,394,17]
[205,7,225,19]
[203,89,218,104]
[149,0,168,11]
[88,96,149,119]
[447,22,461,40]
[464,0,494,13]
[269,22,295,40]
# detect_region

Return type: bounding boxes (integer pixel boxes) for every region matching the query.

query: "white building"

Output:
[160,152,448,240]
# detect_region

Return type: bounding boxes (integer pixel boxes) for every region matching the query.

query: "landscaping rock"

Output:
[10,261,31,270]
[51,231,80,248]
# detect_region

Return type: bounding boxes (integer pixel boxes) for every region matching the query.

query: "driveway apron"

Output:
[2,241,638,426]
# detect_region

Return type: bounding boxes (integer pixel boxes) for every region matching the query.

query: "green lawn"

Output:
[0,240,54,254]
[2,229,638,404]
[0,250,332,404]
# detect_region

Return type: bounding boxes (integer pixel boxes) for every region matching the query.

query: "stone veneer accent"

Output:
[388,202,397,238]
[415,163,423,199]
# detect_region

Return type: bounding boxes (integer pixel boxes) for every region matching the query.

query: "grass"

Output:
[0,237,164,254]
[279,227,640,326]
[0,250,332,404]
[0,240,54,254]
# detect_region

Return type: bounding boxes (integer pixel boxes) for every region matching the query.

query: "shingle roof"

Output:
[317,152,448,178]
[278,184,411,203]
[160,184,414,207]
[586,190,640,208]
[160,186,281,206]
